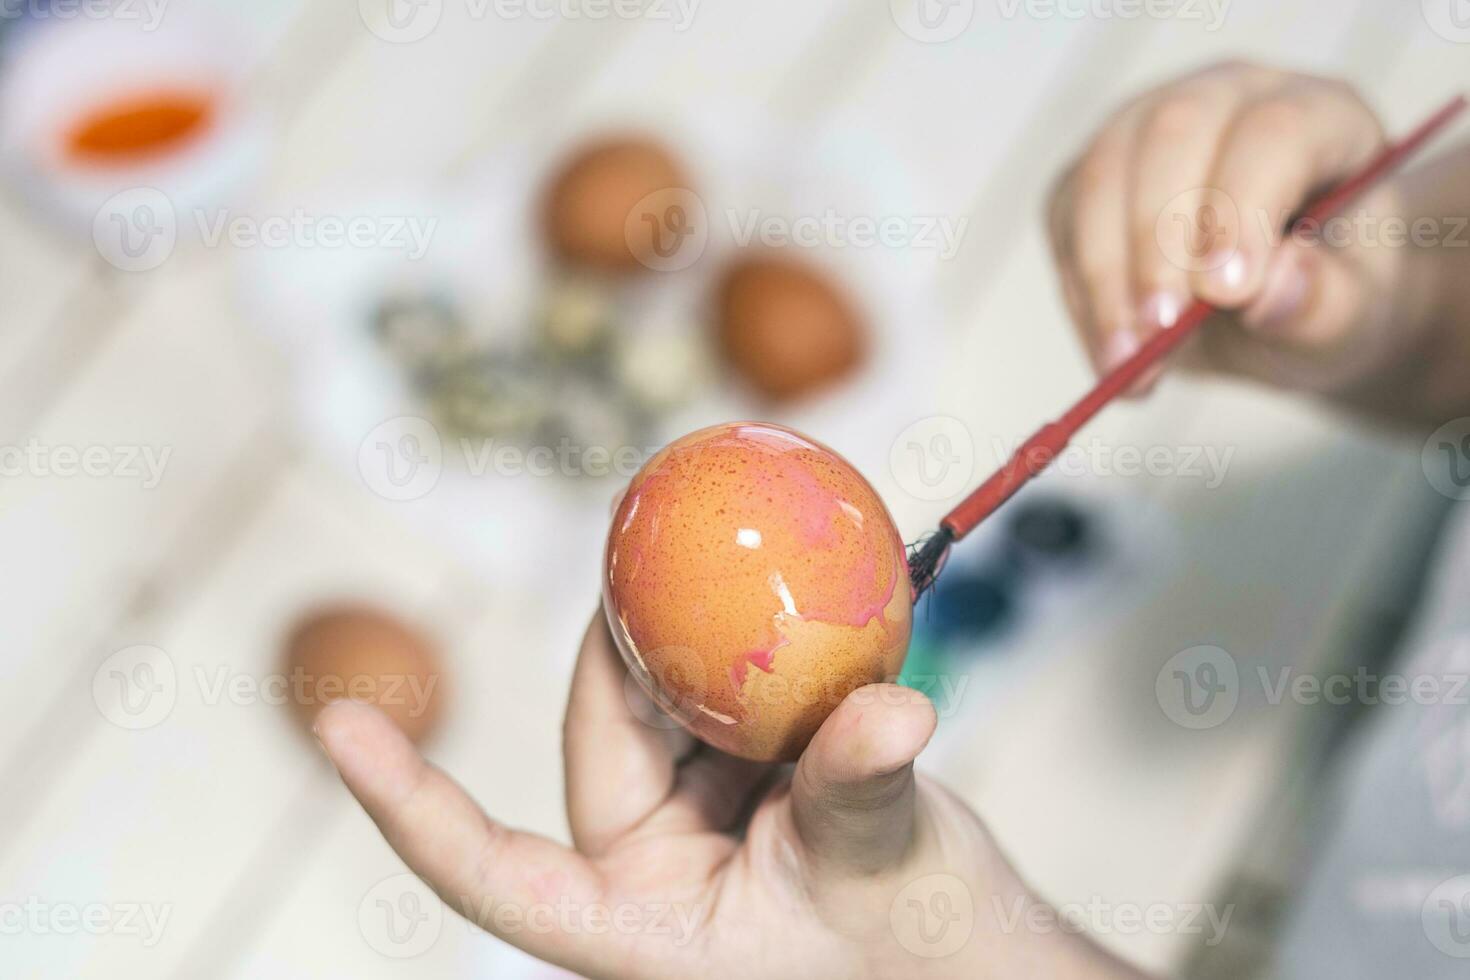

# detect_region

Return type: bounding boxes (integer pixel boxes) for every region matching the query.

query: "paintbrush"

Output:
[909,94,1470,596]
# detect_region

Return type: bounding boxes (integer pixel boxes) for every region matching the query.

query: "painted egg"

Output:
[603,422,912,761]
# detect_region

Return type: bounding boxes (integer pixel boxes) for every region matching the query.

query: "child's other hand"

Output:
[1045,61,1438,396]
[316,612,1140,980]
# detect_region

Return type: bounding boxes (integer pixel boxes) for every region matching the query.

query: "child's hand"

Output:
[1045,61,1444,397]
[316,612,1141,979]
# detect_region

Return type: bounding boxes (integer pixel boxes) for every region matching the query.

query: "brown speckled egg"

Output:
[714,253,868,401]
[541,135,689,272]
[603,422,912,762]
[282,607,444,744]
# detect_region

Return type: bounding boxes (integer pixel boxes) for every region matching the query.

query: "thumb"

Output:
[1230,180,1409,354]
[1198,239,1387,391]
[1238,243,1330,342]
[791,683,938,874]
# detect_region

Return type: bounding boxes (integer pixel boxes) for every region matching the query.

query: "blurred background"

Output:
[2,0,1468,976]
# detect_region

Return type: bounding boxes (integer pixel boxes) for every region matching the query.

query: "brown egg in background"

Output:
[540,134,691,273]
[281,606,445,745]
[713,252,869,401]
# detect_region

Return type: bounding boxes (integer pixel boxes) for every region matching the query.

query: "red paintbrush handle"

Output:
[941,303,1211,537]
[940,94,1469,542]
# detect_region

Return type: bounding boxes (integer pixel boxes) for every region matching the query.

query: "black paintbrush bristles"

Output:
[907,526,953,599]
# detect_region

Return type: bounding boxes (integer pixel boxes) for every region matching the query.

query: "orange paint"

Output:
[604,422,912,762]
[65,90,213,164]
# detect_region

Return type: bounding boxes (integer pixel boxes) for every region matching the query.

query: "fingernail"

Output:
[1244,252,1310,334]
[1138,291,1185,330]
[312,698,351,744]
[1104,330,1139,370]
[1206,249,1249,296]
